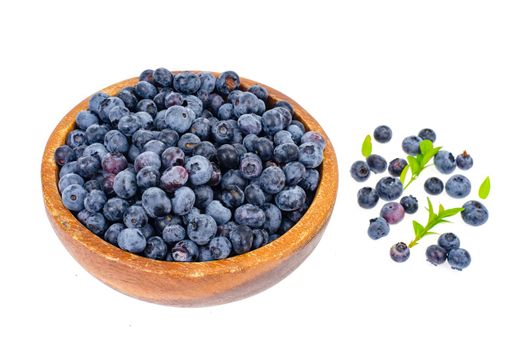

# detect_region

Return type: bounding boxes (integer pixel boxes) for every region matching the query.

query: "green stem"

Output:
[404,175,417,190]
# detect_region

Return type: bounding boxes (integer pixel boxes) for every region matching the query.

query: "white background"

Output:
[1,1,526,349]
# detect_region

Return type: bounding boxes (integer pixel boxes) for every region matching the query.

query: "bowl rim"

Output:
[41,71,338,278]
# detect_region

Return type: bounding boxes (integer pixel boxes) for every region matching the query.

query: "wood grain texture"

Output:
[41,72,338,307]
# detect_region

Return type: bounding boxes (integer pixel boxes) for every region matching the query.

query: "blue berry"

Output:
[185,155,213,185]
[275,186,306,212]
[209,236,232,260]
[261,108,284,135]
[88,92,109,115]
[282,161,306,186]
[172,186,196,215]
[206,200,232,225]
[136,166,160,190]
[400,195,418,214]
[117,88,138,111]
[198,72,216,93]
[366,154,387,174]
[135,81,158,100]
[237,113,262,135]
[424,177,444,195]
[367,217,390,240]
[357,187,379,209]
[76,110,99,130]
[434,150,456,174]
[211,120,234,144]
[67,130,87,148]
[166,105,195,133]
[193,185,214,209]
[144,236,168,260]
[426,245,448,265]
[418,128,436,142]
[113,170,138,199]
[84,190,107,213]
[157,129,179,147]
[253,137,274,161]
[287,123,304,144]
[380,202,405,224]
[54,145,75,166]
[248,84,268,101]
[390,242,410,262]
[216,71,240,95]
[117,228,146,253]
[388,158,408,177]
[438,233,460,252]
[83,179,101,192]
[160,166,188,192]
[299,169,320,192]
[140,224,155,239]
[84,212,107,235]
[142,187,171,218]
[373,125,392,143]
[234,204,266,227]
[172,240,200,262]
[86,124,110,144]
[107,106,130,126]
[221,169,247,189]
[252,229,270,249]
[445,174,471,198]
[229,225,253,255]
[153,68,173,88]
[187,214,217,245]
[261,203,282,234]
[62,184,87,212]
[259,166,286,194]
[173,71,201,94]
[99,97,125,123]
[456,151,473,170]
[350,160,370,182]
[102,152,128,174]
[375,176,403,201]
[216,144,239,170]
[447,248,471,271]
[103,197,129,222]
[233,92,260,117]
[134,151,161,172]
[104,223,125,245]
[273,130,294,145]
[301,131,325,150]
[298,142,323,169]
[123,205,148,228]
[402,135,423,156]
[239,153,263,179]
[76,155,101,178]
[59,173,84,192]
[104,130,129,153]
[162,224,186,245]
[161,147,185,169]
[461,200,488,226]
[274,143,299,164]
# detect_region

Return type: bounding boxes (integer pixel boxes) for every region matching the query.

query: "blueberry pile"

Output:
[54,69,325,262]
[351,125,489,269]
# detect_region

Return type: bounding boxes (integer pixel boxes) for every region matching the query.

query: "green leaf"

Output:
[427,197,435,222]
[413,220,424,235]
[400,164,409,184]
[441,207,464,217]
[419,140,433,155]
[479,176,491,200]
[407,156,420,175]
[361,135,372,158]
[438,204,445,214]
[421,146,442,167]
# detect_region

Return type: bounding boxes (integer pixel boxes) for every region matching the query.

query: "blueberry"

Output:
[139,69,154,83]
[402,136,423,156]
[275,186,306,212]
[283,161,306,186]
[117,88,138,111]
[456,151,473,170]
[104,223,125,245]
[233,92,260,117]
[434,150,456,174]
[160,166,188,192]
[234,204,266,227]
[117,228,146,253]
[261,203,282,234]
[445,174,471,199]
[274,143,299,164]
[178,133,201,155]
[221,185,245,208]
[84,190,107,213]
[447,248,471,271]
[299,169,320,192]
[388,158,408,177]
[424,177,444,195]
[242,183,265,206]
[135,81,158,100]
[400,195,418,214]
[162,224,186,245]
[157,129,179,147]
[211,120,234,144]
[206,200,232,225]
[113,170,138,199]
[83,212,107,235]
[61,184,87,212]
[373,125,392,143]
[380,202,405,224]
[107,106,130,126]
[216,71,240,95]
[161,147,185,169]
[261,108,284,135]
[350,160,370,182]
[166,105,195,133]
[367,217,390,240]
[198,72,216,93]
[140,224,155,239]
[426,245,448,265]
[274,100,294,115]
[390,242,410,262]
[251,229,270,249]
[144,236,168,260]
[375,176,403,201]
[438,233,460,252]
[366,154,387,174]
[104,130,129,153]
[172,186,196,215]
[298,142,323,168]
[142,187,171,218]
[253,137,274,161]
[301,131,326,150]
[229,225,253,254]
[76,110,99,130]
[221,169,247,189]
[59,161,79,178]
[103,197,129,222]
[76,155,101,178]
[185,155,213,185]
[134,151,161,172]
[99,97,125,123]
[86,124,109,144]
[273,130,294,145]
[461,200,489,226]
[154,214,182,234]
[259,166,286,194]
[172,240,200,262]
[59,173,84,193]
[237,113,262,135]
[187,214,217,245]
[418,128,436,142]
[88,92,109,115]
[117,114,141,137]
[357,187,379,209]
[83,179,101,192]
[193,185,214,209]
[173,71,201,94]
[153,67,173,88]
[198,246,214,262]
[123,205,148,228]
[136,166,160,189]
[102,173,116,195]
[209,236,232,260]
[102,152,128,174]
[287,124,304,144]
[135,110,155,128]
[239,153,263,179]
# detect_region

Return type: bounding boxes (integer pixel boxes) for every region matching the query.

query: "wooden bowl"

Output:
[41,72,338,307]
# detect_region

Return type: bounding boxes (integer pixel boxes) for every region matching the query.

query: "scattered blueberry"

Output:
[357,187,379,209]
[426,245,447,265]
[390,242,410,262]
[447,248,471,271]
[434,150,456,174]
[424,177,444,195]
[373,125,392,143]
[402,135,423,156]
[380,202,405,224]
[418,128,436,142]
[388,158,408,177]
[461,200,488,226]
[437,233,460,252]
[456,151,473,170]
[366,154,387,174]
[367,217,390,240]
[375,176,403,201]
[445,174,471,198]
[350,160,370,182]
[399,195,418,214]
